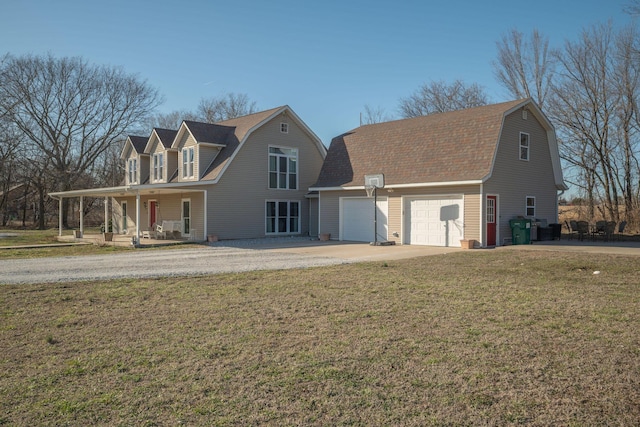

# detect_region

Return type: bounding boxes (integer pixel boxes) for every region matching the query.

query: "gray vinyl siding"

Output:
[485,110,558,244]
[319,185,481,245]
[206,117,325,240]
[198,146,220,179]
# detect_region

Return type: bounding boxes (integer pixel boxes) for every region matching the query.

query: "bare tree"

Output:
[361,105,393,125]
[398,80,489,118]
[0,54,162,228]
[197,93,257,123]
[493,28,557,108]
[144,109,199,131]
[548,22,640,224]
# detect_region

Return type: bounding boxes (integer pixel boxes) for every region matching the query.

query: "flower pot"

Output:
[74,230,83,238]
[103,232,113,242]
[319,233,331,241]
[207,234,218,242]
[460,239,475,249]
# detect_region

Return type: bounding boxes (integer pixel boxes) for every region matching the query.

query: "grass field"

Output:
[1,249,638,426]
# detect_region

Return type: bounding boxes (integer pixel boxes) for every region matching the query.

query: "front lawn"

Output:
[1,250,638,425]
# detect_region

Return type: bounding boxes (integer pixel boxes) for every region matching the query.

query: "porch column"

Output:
[79,196,84,236]
[58,197,63,237]
[135,192,141,245]
[104,197,109,231]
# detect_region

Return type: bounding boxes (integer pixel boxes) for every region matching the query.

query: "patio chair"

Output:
[617,221,627,241]
[576,221,590,241]
[592,220,607,241]
[566,220,578,240]
[154,222,167,239]
[604,221,616,242]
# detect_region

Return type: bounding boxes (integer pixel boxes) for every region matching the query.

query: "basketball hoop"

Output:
[365,185,376,198]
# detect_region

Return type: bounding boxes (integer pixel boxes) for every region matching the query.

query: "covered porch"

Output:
[49,184,208,246]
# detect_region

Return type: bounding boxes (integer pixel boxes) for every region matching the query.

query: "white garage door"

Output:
[405,196,463,246]
[341,197,388,242]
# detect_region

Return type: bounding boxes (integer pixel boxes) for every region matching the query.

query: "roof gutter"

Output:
[309,180,484,192]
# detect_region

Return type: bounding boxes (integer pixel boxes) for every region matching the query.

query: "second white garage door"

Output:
[404,196,463,246]
[341,197,388,242]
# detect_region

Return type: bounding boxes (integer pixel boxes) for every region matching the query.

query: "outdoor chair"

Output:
[592,220,607,240]
[617,220,627,241]
[566,220,578,240]
[155,222,166,239]
[576,221,590,241]
[604,221,616,242]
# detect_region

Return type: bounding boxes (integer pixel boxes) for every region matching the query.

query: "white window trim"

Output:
[526,196,536,217]
[182,146,195,179]
[265,200,300,235]
[519,132,530,161]
[280,122,289,133]
[152,153,164,182]
[128,158,138,184]
[268,145,298,190]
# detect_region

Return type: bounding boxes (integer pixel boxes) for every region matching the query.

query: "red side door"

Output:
[487,195,497,246]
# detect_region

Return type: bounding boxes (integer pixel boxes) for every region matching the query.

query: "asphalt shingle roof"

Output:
[313,99,526,188]
[128,136,148,154]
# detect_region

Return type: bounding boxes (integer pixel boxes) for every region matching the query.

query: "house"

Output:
[309,99,567,247]
[49,106,327,242]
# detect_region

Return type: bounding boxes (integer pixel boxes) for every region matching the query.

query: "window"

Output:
[280,122,289,133]
[182,147,195,178]
[269,146,297,189]
[182,199,191,235]
[153,153,164,181]
[122,201,127,232]
[266,200,299,234]
[526,196,536,217]
[127,158,137,184]
[519,132,530,161]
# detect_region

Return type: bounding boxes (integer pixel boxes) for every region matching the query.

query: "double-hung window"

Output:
[269,147,297,190]
[128,158,137,184]
[153,153,164,181]
[266,200,299,234]
[182,147,195,179]
[526,196,536,217]
[519,132,530,161]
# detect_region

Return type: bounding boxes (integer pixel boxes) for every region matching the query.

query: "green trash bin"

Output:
[509,218,532,245]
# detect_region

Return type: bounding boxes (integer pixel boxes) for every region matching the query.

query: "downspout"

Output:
[104,197,109,232]
[203,189,208,240]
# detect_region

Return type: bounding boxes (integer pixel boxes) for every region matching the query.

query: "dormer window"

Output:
[182,146,195,179]
[153,153,164,182]
[127,158,137,184]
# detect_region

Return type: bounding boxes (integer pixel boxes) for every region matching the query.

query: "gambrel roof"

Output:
[312,99,566,190]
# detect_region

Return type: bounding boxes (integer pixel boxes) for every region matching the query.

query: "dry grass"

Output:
[1,250,639,426]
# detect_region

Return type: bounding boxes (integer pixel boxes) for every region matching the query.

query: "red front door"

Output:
[150,201,157,227]
[487,195,497,246]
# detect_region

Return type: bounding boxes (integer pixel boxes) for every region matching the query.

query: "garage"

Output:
[404,196,463,246]
[341,197,388,242]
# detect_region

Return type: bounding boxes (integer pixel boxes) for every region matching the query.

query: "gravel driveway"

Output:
[0,245,351,285]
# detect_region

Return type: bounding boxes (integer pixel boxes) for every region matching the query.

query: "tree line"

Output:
[0,53,255,228]
[2,7,640,230]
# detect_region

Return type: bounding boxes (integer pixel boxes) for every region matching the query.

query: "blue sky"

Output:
[0,0,634,145]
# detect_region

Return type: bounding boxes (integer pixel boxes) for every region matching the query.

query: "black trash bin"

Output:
[509,218,531,245]
[549,223,562,240]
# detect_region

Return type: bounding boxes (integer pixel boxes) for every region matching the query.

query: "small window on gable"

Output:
[280,122,289,134]
[519,132,530,161]
[526,196,536,217]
